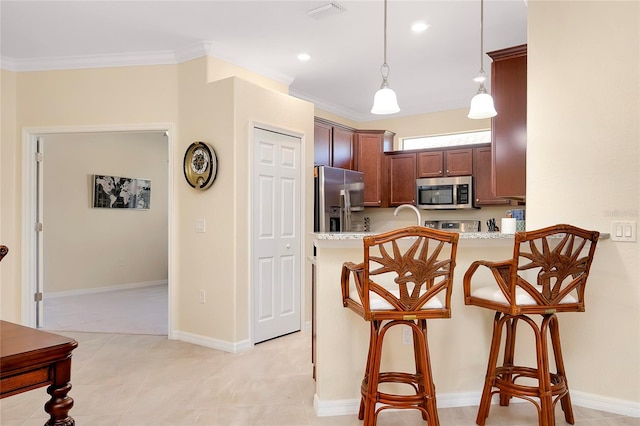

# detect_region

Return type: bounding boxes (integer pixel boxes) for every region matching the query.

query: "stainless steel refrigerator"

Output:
[314,166,365,232]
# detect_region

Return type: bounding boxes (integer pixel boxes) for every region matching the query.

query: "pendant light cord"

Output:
[379,0,390,80]
[479,0,484,73]
[383,0,388,67]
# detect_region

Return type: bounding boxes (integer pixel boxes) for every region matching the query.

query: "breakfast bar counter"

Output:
[311,231,516,416]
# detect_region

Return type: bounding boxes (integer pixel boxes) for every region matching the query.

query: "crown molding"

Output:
[289,88,368,123]
[0,56,18,72]
[3,50,177,72]
[1,41,294,87]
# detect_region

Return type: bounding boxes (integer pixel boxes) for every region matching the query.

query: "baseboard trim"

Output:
[313,391,640,418]
[45,280,168,298]
[572,390,640,418]
[172,330,252,354]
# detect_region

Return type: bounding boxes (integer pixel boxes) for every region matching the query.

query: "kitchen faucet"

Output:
[393,204,422,227]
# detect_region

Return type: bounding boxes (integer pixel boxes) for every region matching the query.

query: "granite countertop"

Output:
[313,232,515,240]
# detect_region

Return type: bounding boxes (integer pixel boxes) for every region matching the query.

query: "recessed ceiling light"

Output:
[411,22,430,33]
[297,53,311,61]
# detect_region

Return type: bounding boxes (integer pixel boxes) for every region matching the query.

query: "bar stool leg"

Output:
[549,314,575,424]
[363,320,383,426]
[414,319,439,425]
[476,312,506,425]
[499,316,519,406]
[537,315,555,426]
[359,321,377,420]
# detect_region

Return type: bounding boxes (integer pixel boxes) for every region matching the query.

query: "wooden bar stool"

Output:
[463,224,599,426]
[341,226,459,425]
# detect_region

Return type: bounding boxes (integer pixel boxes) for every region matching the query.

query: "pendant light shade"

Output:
[468,0,497,119]
[468,87,497,119]
[372,86,400,114]
[371,0,400,115]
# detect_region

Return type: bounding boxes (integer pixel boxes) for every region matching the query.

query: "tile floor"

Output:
[0,329,637,426]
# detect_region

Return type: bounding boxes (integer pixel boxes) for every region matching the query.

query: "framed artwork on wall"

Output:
[92,175,151,209]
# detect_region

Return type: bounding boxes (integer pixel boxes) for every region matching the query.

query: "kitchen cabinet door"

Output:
[387,153,417,206]
[314,119,356,169]
[356,130,394,207]
[314,121,332,167]
[332,126,354,170]
[445,148,473,176]
[489,45,527,199]
[473,146,510,206]
[417,151,443,177]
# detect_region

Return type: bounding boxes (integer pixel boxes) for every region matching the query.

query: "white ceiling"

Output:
[0,0,527,122]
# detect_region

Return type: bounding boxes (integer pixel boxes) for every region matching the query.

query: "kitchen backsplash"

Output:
[352,205,517,233]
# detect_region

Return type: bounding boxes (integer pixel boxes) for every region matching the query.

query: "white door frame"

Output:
[249,122,307,344]
[21,123,176,338]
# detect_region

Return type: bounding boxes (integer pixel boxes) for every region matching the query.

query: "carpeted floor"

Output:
[42,283,168,335]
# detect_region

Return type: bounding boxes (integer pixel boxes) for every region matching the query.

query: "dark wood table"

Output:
[0,320,78,426]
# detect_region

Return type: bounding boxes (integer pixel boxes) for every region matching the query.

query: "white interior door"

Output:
[252,127,302,343]
[36,137,44,327]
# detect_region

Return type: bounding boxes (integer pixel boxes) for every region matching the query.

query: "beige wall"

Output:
[0,69,19,320]
[1,57,313,348]
[527,0,639,402]
[174,58,314,343]
[43,132,168,293]
[316,106,491,151]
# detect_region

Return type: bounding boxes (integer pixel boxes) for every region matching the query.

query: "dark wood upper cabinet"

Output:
[314,118,355,170]
[386,153,417,206]
[356,130,394,207]
[314,120,332,167]
[331,126,355,170]
[416,148,473,178]
[417,151,443,178]
[489,45,527,199]
[473,145,510,206]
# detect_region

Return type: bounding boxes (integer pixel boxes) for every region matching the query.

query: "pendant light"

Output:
[371,0,400,115]
[468,0,497,119]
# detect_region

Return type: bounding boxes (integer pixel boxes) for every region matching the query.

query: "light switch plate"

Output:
[611,221,636,242]
[195,219,206,233]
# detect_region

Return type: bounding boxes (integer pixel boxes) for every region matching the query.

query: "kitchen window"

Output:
[403,130,491,150]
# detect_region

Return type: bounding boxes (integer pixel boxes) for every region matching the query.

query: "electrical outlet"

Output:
[199,289,206,304]
[402,326,413,345]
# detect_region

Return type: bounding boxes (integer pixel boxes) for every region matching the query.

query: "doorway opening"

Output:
[21,124,175,337]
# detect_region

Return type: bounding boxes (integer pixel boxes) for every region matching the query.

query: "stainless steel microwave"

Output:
[416,176,474,210]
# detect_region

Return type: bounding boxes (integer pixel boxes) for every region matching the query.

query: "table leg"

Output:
[43,358,75,426]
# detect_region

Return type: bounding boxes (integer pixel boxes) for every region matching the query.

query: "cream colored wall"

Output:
[2,58,314,346]
[527,0,639,402]
[316,106,490,150]
[0,69,19,321]
[205,56,289,94]
[233,78,315,341]
[174,59,314,343]
[363,107,491,150]
[175,59,238,341]
[17,65,179,126]
[1,65,178,323]
[43,132,168,293]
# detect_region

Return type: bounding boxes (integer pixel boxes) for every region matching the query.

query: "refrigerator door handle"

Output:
[343,189,352,232]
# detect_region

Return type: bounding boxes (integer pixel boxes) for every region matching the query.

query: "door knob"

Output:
[286,244,291,249]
